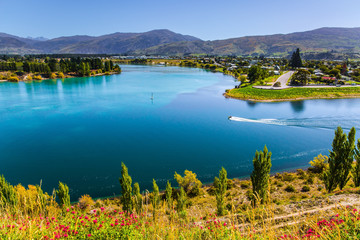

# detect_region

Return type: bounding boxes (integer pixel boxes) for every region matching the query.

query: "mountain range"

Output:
[1,28,360,56]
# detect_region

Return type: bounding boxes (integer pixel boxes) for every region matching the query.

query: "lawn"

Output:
[226,85,360,101]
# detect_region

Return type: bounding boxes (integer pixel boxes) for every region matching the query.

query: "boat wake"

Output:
[228,116,360,130]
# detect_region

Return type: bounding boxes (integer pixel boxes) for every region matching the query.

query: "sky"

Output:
[1,0,360,40]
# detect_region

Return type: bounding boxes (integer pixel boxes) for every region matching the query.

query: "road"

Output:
[274,71,294,88]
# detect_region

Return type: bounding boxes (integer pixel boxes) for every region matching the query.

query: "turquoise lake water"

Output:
[1,65,360,199]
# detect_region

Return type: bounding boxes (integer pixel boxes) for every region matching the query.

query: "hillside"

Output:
[1,27,360,56]
[136,27,360,56]
[0,29,201,54]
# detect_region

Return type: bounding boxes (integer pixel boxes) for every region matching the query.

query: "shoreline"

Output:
[0,71,121,83]
[224,92,360,102]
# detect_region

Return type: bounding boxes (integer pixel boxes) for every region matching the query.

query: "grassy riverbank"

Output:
[226,85,360,102]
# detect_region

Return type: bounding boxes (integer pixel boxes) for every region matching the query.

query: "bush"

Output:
[301,185,311,192]
[57,72,65,78]
[78,194,94,210]
[8,76,19,82]
[27,75,32,80]
[33,75,42,80]
[273,82,281,87]
[50,73,57,79]
[309,154,328,174]
[240,181,250,189]
[284,185,296,192]
[296,169,306,179]
[174,170,202,197]
[282,173,296,182]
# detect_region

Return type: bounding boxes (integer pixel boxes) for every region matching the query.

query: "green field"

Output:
[226,85,360,101]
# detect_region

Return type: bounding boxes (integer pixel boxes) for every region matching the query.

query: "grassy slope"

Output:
[226,86,360,102]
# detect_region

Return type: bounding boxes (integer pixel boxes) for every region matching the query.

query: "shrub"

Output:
[8,76,19,82]
[273,82,281,87]
[296,169,306,179]
[27,75,32,80]
[301,185,311,192]
[57,72,65,78]
[309,154,328,174]
[33,75,42,80]
[284,185,296,192]
[282,173,296,182]
[50,72,57,79]
[78,194,94,210]
[240,181,250,189]
[174,170,202,197]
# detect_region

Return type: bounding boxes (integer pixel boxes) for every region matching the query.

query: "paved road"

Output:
[254,71,294,89]
[275,71,294,87]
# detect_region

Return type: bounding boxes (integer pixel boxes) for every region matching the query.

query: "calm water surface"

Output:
[1,65,360,199]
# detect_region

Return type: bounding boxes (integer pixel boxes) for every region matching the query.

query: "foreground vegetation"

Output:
[1,127,360,239]
[226,85,360,102]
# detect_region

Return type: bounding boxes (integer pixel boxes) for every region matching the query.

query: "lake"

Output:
[1,65,360,199]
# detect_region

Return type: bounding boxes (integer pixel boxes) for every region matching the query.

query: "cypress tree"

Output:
[338,127,356,190]
[353,139,360,187]
[56,181,70,208]
[119,162,133,213]
[133,182,143,214]
[165,181,173,212]
[250,145,272,206]
[214,167,228,216]
[290,48,302,68]
[151,179,160,220]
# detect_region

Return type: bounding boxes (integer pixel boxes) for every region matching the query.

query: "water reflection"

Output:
[290,101,305,113]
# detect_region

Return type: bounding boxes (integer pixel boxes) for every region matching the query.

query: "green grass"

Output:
[226,85,360,101]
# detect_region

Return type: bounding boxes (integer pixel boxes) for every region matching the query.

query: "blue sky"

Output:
[1,0,360,40]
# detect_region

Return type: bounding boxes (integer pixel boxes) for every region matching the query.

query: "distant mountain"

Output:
[0,29,201,54]
[134,27,360,56]
[0,27,360,56]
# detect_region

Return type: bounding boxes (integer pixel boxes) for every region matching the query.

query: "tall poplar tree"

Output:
[250,145,272,206]
[338,127,356,190]
[133,182,143,214]
[165,181,173,212]
[214,167,228,216]
[352,139,360,187]
[119,162,133,213]
[151,179,160,220]
[323,127,356,192]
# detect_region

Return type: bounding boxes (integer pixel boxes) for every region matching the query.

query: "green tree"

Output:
[250,145,272,205]
[174,170,202,197]
[338,127,356,190]
[290,48,302,68]
[133,182,143,214]
[352,140,360,187]
[323,127,356,192]
[290,69,310,86]
[151,179,160,220]
[165,181,173,212]
[56,182,70,208]
[0,175,17,209]
[214,167,228,216]
[119,162,133,213]
[329,68,341,79]
[248,65,268,83]
[176,187,187,213]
